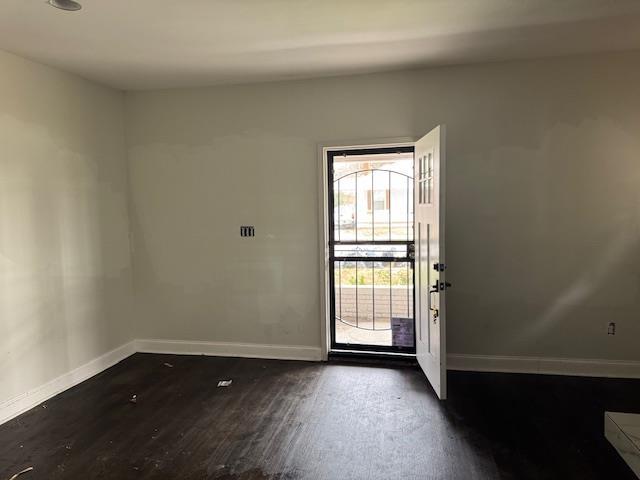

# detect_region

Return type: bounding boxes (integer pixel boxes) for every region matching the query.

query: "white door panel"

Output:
[414,125,447,400]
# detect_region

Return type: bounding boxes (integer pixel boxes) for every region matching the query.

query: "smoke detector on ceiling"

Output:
[48,0,82,11]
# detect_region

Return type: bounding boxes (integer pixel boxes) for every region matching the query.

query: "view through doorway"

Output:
[328,146,415,354]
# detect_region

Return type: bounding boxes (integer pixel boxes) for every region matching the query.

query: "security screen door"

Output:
[414,125,447,400]
[328,146,415,354]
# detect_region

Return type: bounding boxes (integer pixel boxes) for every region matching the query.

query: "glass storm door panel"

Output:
[328,147,415,354]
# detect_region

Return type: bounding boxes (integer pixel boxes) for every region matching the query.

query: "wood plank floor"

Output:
[1,353,639,479]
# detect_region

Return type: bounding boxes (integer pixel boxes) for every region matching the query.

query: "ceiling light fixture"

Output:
[48,0,82,11]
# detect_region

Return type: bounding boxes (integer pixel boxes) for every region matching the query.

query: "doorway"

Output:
[327,146,416,354]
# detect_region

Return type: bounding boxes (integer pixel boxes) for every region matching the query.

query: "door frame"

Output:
[317,137,416,360]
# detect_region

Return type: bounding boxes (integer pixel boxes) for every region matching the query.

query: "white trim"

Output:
[3,342,640,427]
[0,338,321,426]
[136,339,323,362]
[317,142,331,361]
[0,341,136,426]
[448,353,640,378]
[322,140,415,153]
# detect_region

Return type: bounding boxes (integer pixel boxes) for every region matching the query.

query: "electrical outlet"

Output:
[607,322,616,335]
[240,226,255,237]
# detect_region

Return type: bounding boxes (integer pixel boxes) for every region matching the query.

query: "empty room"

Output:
[1,1,640,479]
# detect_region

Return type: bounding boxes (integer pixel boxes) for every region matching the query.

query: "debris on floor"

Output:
[7,466,34,480]
[130,394,138,404]
[217,380,232,387]
[163,363,173,368]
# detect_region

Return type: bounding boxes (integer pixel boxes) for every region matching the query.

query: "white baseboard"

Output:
[448,353,640,378]
[0,338,320,426]
[0,341,136,426]
[135,338,323,362]
[3,343,638,427]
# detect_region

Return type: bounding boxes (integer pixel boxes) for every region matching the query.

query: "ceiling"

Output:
[2,0,640,91]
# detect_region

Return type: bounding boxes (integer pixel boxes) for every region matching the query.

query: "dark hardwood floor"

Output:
[1,353,639,479]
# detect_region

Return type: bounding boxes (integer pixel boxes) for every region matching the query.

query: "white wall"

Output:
[0,50,133,408]
[125,51,640,362]
[1,45,637,418]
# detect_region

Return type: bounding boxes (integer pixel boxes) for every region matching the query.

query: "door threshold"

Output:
[329,350,417,366]
[331,349,415,357]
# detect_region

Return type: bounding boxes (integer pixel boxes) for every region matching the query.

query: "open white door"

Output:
[415,125,447,399]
